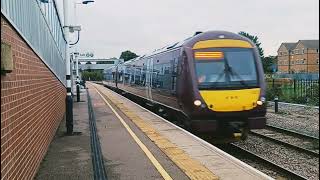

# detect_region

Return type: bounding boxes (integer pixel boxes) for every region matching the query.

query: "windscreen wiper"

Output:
[224,59,249,87]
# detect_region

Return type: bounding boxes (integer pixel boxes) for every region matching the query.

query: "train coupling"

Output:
[233,132,242,138]
[230,122,249,140]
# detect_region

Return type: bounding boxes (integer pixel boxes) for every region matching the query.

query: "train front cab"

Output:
[181,34,266,141]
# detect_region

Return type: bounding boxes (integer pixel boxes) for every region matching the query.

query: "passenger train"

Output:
[102,31,266,142]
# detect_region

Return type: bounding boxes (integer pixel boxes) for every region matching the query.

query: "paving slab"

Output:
[35,89,93,180]
[87,84,189,180]
[95,83,273,180]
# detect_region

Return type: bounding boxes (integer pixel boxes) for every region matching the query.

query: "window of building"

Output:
[317,49,319,53]
[317,58,319,64]
[295,49,299,54]
[302,49,305,54]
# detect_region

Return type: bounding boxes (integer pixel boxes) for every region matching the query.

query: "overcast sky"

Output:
[56,0,319,58]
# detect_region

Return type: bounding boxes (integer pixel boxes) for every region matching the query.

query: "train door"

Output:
[171,54,178,93]
[146,58,153,101]
[122,65,125,86]
[115,65,118,88]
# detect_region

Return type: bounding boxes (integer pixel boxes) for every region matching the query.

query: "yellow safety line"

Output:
[92,83,219,180]
[93,86,173,180]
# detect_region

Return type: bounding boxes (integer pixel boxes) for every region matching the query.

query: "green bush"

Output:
[266,79,319,106]
[266,84,282,101]
[306,84,319,106]
[81,71,103,81]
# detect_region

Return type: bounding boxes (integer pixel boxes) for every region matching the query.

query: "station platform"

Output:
[35,82,273,180]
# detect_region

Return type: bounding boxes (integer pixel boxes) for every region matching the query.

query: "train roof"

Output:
[123,30,254,64]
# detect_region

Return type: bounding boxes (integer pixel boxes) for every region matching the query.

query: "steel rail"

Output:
[267,101,319,109]
[218,144,308,180]
[249,131,319,157]
[266,124,319,140]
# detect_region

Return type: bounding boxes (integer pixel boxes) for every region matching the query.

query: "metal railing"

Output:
[1,0,66,86]
[266,78,319,106]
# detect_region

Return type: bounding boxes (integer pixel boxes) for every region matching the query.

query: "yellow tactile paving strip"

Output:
[92,83,219,180]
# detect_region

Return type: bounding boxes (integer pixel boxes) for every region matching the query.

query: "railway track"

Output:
[266,124,319,140]
[250,124,319,157]
[267,101,319,109]
[217,143,308,180]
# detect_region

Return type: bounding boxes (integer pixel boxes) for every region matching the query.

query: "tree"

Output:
[81,70,103,81]
[263,55,277,73]
[120,50,138,61]
[238,31,264,58]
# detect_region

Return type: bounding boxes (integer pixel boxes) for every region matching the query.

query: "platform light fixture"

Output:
[82,0,94,4]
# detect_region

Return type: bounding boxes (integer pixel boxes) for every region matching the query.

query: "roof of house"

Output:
[282,43,297,50]
[298,40,319,49]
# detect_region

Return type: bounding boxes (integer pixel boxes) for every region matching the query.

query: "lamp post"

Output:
[63,0,94,134]
[73,0,94,102]
[63,0,73,135]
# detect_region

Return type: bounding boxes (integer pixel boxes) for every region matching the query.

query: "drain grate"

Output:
[87,89,108,180]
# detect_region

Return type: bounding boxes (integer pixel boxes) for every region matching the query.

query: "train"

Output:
[102,31,267,142]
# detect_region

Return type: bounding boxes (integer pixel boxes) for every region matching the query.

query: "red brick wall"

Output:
[1,16,66,180]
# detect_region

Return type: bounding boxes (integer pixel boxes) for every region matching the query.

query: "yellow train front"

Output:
[103,31,266,142]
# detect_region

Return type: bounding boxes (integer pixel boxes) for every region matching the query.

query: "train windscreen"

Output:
[194,48,258,89]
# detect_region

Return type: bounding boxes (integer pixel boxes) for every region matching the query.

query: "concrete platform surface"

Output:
[35,90,94,180]
[93,82,273,180]
[88,83,190,180]
[35,82,273,180]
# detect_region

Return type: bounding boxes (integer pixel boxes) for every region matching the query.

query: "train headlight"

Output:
[256,97,265,105]
[194,100,202,106]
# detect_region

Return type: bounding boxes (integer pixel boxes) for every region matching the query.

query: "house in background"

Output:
[277,40,319,73]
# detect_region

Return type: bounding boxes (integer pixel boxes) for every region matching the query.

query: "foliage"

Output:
[120,50,138,61]
[266,79,319,106]
[266,84,282,100]
[263,55,277,73]
[81,70,103,81]
[238,31,264,58]
[306,84,319,106]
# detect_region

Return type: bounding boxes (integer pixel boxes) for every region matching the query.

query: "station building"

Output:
[1,1,66,179]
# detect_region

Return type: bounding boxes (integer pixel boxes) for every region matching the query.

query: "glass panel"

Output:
[195,60,225,83]
[195,48,258,89]
[225,51,257,82]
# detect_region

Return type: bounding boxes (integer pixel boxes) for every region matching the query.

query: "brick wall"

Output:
[1,16,66,180]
